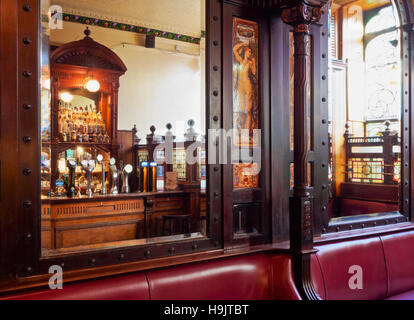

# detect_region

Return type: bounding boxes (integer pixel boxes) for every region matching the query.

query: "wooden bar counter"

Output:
[41,191,191,250]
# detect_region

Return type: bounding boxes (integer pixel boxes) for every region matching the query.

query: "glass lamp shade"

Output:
[86,79,100,92]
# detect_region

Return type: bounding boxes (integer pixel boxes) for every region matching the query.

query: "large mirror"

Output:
[327,0,402,222]
[40,0,207,255]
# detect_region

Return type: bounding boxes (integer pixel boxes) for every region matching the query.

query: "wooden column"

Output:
[281,0,327,300]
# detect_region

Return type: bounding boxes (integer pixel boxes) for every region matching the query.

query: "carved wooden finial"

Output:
[163,123,176,141]
[146,125,157,144]
[384,120,391,131]
[84,27,91,38]
[132,124,140,145]
[185,119,199,142]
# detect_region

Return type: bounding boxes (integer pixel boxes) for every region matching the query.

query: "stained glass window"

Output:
[365,6,401,122]
[173,148,186,179]
[348,158,384,183]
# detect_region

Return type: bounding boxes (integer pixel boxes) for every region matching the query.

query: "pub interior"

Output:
[1,0,414,302]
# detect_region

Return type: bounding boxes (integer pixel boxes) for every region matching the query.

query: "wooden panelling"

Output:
[55,219,144,248]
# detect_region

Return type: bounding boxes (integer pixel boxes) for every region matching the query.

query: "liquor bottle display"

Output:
[58,101,110,144]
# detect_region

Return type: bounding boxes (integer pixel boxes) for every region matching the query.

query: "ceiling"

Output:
[51,0,203,37]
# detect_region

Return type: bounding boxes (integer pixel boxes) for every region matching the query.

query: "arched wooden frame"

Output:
[312,0,414,235]
[49,33,128,188]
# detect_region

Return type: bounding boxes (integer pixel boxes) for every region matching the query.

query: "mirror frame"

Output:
[312,0,414,235]
[0,0,223,278]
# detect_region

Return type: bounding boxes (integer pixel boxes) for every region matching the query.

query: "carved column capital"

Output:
[281,0,327,28]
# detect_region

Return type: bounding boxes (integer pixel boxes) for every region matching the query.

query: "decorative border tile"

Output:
[61,13,203,45]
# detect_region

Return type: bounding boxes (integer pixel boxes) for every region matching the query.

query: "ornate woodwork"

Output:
[41,191,194,251]
[281,0,328,301]
[48,28,127,189]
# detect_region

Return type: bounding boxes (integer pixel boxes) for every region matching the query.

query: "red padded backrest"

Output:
[310,254,326,300]
[314,237,387,300]
[271,255,302,300]
[381,231,414,297]
[147,254,272,300]
[1,273,150,300]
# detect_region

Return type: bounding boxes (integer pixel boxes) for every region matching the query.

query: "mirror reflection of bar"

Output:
[40,0,208,255]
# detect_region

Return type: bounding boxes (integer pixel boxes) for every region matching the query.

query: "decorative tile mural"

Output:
[234,163,260,189]
[232,17,260,189]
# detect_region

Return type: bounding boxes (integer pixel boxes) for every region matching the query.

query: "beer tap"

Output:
[67,160,77,198]
[97,154,106,195]
[81,159,96,197]
[122,164,133,193]
[109,158,119,195]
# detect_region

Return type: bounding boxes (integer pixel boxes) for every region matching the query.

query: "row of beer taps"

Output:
[66,155,133,198]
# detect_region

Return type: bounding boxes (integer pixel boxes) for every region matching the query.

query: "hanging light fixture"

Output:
[85,72,100,92]
[86,79,100,92]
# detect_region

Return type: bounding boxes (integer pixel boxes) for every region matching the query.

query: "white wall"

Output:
[51,23,205,140]
[114,44,204,139]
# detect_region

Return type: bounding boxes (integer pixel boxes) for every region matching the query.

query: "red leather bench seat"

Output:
[311,230,414,300]
[3,273,150,300]
[0,253,300,300]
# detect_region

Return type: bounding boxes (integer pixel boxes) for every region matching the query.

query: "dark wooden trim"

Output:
[0,242,290,296]
[0,0,223,283]
[313,0,413,234]
[270,17,291,243]
[316,222,414,244]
